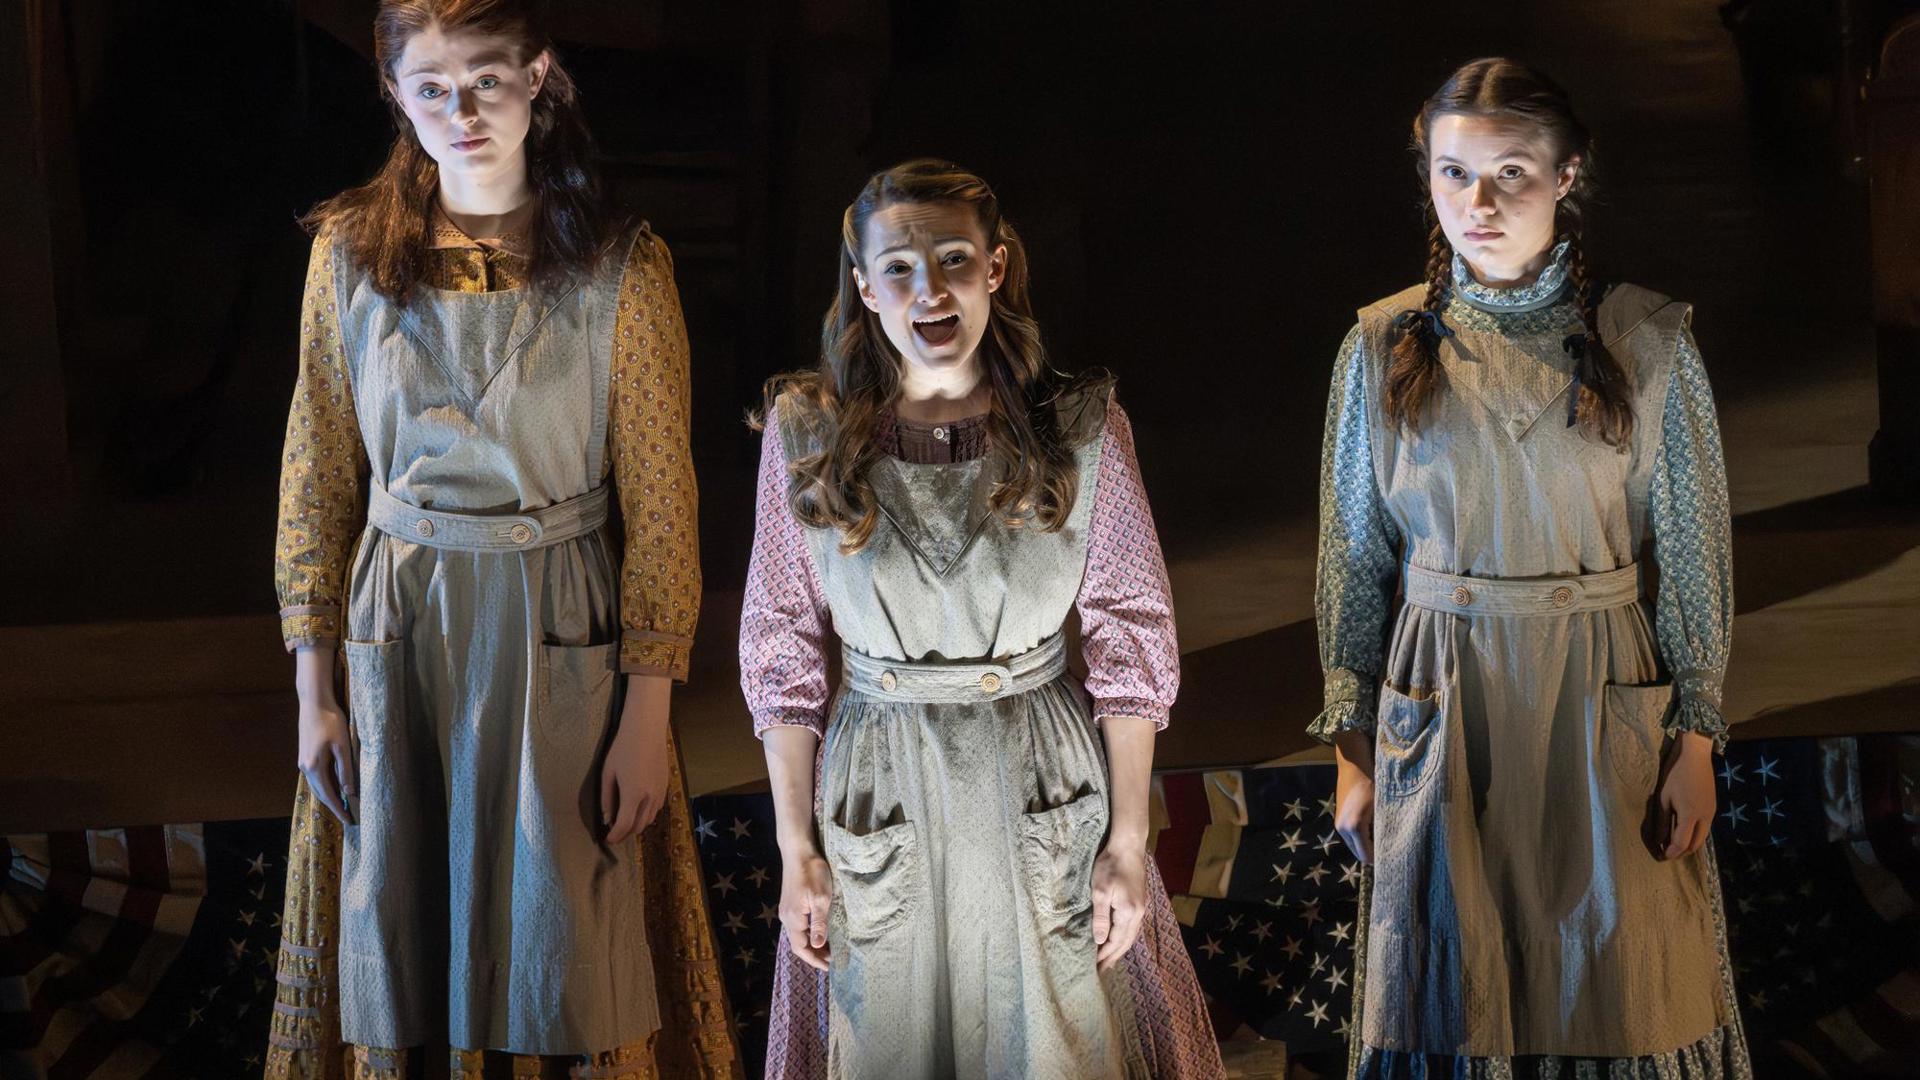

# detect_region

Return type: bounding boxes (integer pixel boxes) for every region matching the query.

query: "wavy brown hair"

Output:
[755,159,1094,554]
[1386,58,1635,446]
[303,0,612,303]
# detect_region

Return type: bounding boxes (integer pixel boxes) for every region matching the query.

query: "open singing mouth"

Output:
[912,313,960,345]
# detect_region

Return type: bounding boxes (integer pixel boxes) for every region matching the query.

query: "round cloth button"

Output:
[414,518,435,539]
[980,672,1002,694]
[1550,585,1575,608]
[509,523,534,545]
[878,670,898,692]
[1450,585,1473,607]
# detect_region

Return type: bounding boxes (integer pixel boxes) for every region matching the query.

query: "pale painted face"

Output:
[1427,113,1580,284]
[854,200,1008,379]
[391,24,548,185]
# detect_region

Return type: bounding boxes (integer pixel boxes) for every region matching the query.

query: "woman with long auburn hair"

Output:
[1314,59,1749,1075]
[266,1,739,1074]
[740,159,1224,1078]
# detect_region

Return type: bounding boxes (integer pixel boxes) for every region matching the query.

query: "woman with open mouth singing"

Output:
[740,158,1225,1079]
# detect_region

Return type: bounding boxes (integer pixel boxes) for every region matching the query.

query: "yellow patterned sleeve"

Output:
[610,229,702,680]
[274,232,369,651]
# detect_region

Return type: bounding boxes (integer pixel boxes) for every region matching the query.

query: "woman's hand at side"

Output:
[295,645,356,826]
[1333,729,1376,864]
[765,725,832,971]
[1647,731,1716,861]
[601,674,673,844]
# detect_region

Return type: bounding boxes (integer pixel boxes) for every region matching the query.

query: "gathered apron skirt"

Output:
[339,484,659,1053]
[1357,562,1734,1061]
[816,633,1150,1080]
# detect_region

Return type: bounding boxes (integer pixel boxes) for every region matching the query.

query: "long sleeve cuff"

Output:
[621,630,693,682]
[752,708,826,740]
[1307,667,1378,743]
[1092,697,1172,731]
[1666,668,1730,754]
[280,606,341,652]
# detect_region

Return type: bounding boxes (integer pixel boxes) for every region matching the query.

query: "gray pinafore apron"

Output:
[330,237,657,1052]
[776,381,1150,1080]
[1348,284,1743,1067]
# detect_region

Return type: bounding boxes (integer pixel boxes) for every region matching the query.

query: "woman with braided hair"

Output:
[1313,59,1750,1075]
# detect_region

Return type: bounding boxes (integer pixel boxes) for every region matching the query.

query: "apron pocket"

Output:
[1604,680,1674,795]
[1374,685,1442,798]
[344,638,407,747]
[536,642,622,840]
[536,642,621,746]
[1016,790,1108,919]
[824,818,920,942]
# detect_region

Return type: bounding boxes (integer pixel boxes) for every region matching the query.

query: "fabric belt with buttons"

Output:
[1402,561,1642,617]
[842,633,1069,705]
[365,483,610,552]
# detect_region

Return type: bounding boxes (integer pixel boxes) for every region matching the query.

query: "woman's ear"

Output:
[528,48,552,99]
[1556,154,1583,201]
[986,244,1008,294]
[852,266,881,313]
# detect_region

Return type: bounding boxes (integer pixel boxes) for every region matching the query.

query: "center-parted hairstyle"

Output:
[305,0,612,303]
[1387,57,1635,446]
[757,159,1094,554]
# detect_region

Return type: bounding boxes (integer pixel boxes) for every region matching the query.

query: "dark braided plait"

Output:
[1382,219,1456,430]
[1561,206,1634,447]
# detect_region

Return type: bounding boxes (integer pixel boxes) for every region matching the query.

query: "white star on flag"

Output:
[747,865,771,887]
[1303,862,1330,886]
[1251,920,1273,942]
[1271,862,1294,884]
[713,872,738,897]
[1307,1000,1330,1027]
[1283,798,1307,820]
[1339,861,1362,886]
[731,818,753,840]
[1329,921,1353,945]
[1199,936,1223,959]
[1324,964,1348,992]
[1279,829,1306,853]
[722,911,747,932]
[1280,935,1304,960]
[758,902,779,927]
[1260,970,1283,994]
[1230,952,1252,977]
[695,817,718,840]
[1754,755,1781,783]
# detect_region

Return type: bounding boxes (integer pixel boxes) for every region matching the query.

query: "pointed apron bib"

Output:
[777,380,1151,1080]
[329,242,658,1053]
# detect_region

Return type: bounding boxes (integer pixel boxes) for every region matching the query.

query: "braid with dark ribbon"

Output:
[1382,221,1455,429]
[1560,221,1634,446]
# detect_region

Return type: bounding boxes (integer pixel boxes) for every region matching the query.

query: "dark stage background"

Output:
[4,0,1918,826]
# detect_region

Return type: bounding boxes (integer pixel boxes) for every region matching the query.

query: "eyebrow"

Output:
[1434,149,1540,165]
[401,50,516,78]
[874,236,974,258]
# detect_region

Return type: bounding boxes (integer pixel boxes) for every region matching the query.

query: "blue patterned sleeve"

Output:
[1648,329,1735,753]
[1310,325,1402,742]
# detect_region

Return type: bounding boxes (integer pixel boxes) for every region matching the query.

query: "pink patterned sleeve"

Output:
[1077,400,1180,729]
[740,410,834,738]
